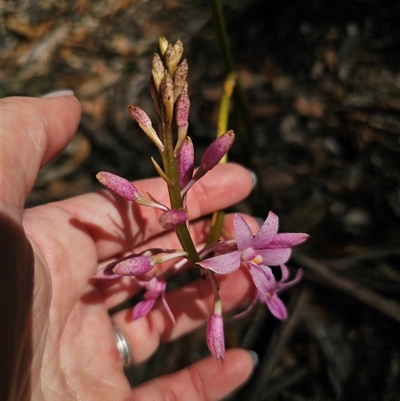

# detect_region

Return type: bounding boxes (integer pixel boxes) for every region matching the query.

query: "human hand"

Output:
[1,94,257,401]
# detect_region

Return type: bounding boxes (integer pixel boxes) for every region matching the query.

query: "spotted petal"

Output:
[268,232,309,248]
[248,263,276,294]
[198,250,241,274]
[233,214,254,250]
[258,248,292,266]
[253,211,279,249]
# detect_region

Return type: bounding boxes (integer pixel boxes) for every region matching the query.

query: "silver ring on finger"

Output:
[113,323,133,368]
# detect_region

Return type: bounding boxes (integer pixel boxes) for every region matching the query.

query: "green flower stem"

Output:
[161,126,200,263]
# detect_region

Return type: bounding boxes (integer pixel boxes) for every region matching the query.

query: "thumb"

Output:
[0,94,81,221]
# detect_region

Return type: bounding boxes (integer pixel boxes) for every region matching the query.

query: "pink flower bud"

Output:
[206,313,225,362]
[201,130,235,171]
[174,59,188,100]
[113,255,155,276]
[128,105,164,151]
[177,137,194,189]
[96,171,138,201]
[159,209,188,230]
[175,83,190,128]
[128,105,152,127]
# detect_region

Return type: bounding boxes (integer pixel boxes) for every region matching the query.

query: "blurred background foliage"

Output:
[2,0,400,399]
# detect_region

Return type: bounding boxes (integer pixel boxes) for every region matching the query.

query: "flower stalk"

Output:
[94,37,308,361]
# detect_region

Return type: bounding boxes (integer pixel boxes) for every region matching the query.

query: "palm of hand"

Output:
[2,96,256,401]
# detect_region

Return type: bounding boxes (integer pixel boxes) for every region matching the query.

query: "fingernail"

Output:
[254,217,265,227]
[41,90,75,98]
[247,169,258,189]
[247,350,259,367]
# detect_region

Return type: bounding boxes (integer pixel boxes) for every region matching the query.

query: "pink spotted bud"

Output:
[129,105,164,151]
[113,255,155,276]
[206,301,225,362]
[96,171,139,201]
[201,130,235,171]
[174,59,188,100]
[160,74,174,128]
[165,40,183,76]
[177,136,194,189]
[175,83,190,128]
[181,130,236,195]
[174,83,190,153]
[152,53,165,92]
[160,74,174,107]
[173,40,184,61]
[159,209,188,230]
[129,105,152,127]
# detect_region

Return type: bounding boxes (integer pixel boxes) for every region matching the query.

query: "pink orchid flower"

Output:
[198,212,308,319]
[133,277,175,324]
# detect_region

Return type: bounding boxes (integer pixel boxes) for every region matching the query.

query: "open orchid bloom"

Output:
[133,277,175,324]
[243,264,303,320]
[198,212,308,274]
[198,212,308,319]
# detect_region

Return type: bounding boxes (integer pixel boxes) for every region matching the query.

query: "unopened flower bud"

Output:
[152,53,165,92]
[159,36,169,55]
[129,105,164,151]
[180,131,235,196]
[159,209,188,230]
[129,105,152,127]
[175,83,189,128]
[173,59,188,99]
[206,302,225,362]
[160,74,174,127]
[174,83,190,153]
[96,171,139,201]
[113,255,155,276]
[201,130,235,171]
[165,40,183,76]
[177,136,194,189]
[173,39,184,61]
